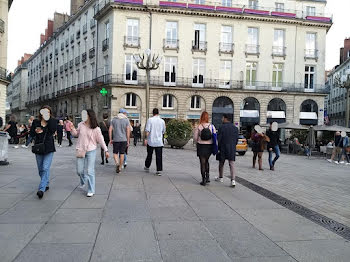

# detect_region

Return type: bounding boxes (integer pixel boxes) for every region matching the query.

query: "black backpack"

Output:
[200,124,212,141]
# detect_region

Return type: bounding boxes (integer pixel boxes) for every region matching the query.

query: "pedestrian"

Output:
[99,113,110,165]
[0,116,3,129]
[251,125,269,171]
[22,116,35,148]
[30,105,57,199]
[328,131,342,164]
[64,117,73,146]
[71,109,109,197]
[337,131,349,165]
[144,108,166,176]
[193,111,216,186]
[215,114,238,187]
[109,108,131,173]
[57,120,64,147]
[266,122,280,171]
[4,115,18,148]
[133,123,141,146]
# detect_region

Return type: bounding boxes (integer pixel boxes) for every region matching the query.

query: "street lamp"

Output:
[334,69,350,127]
[133,49,162,123]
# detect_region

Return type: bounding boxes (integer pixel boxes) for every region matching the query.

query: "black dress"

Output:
[216,122,238,162]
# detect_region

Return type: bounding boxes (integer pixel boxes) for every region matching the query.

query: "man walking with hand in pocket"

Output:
[144,108,166,176]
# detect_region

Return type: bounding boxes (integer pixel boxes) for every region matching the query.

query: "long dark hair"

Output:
[87,109,99,129]
[38,105,53,121]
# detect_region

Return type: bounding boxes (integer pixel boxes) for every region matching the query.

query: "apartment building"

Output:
[0,0,12,127]
[24,0,331,133]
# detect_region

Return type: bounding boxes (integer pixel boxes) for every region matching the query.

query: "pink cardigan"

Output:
[71,122,108,152]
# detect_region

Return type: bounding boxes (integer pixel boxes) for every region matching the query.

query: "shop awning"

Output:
[267,111,285,119]
[299,112,318,125]
[240,110,259,118]
[187,115,201,120]
[160,114,176,119]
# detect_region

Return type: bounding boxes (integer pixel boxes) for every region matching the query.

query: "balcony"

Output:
[305,49,318,61]
[0,67,10,82]
[123,36,140,49]
[61,43,64,51]
[89,47,95,58]
[75,56,80,66]
[69,60,74,68]
[102,38,109,52]
[219,42,234,56]
[71,35,75,43]
[76,30,81,39]
[0,19,4,34]
[82,52,87,63]
[163,39,179,52]
[64,63,68,71]
[245,44,260,57]
[60,66,64,73]
[191,41,207,54]
[90,19,96,29]
[65,39,69,47]
[83,24,88,34]
[272,46,287,58]
[54,70,58,77]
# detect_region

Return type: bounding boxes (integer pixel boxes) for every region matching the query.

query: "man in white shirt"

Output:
[144,108,166,176]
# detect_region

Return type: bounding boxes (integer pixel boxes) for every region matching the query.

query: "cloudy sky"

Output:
[7,0,350,72]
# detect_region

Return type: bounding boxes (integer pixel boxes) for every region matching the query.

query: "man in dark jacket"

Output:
[215,114,238,187]
[266,122,280,171]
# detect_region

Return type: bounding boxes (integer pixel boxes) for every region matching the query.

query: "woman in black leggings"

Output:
[99,113,110,165]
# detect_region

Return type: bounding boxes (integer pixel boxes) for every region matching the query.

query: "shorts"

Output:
[113,142,127,154]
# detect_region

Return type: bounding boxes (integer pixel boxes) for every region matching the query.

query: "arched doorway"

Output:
[267,98,286,123]
[240,97,260,137]
[212,97,234,129]
[300,99,318,125]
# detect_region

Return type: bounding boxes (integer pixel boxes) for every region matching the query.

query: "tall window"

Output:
[305,66,315,90]
[126,93,137,107]
[248,0,258,9]
[222,0,232,7]
[125,55,137,84]
[247,27,259,53]
[191,95,201,109]
[219,60,232,88]
[221,26,233,51]
[246,62,257,88]
[305,33,316,58]
[273,29,285,55]
[192,59,205,87]
[126,19,139,45]
[195,0,205,4]
[275,3,284,12]
[306,6,316,16]
[272,64,283,88]
[105,21,110,39]
[194,24,206,50]
[165,21,178,48]
[164,57,177,86]
[163,94,174,109]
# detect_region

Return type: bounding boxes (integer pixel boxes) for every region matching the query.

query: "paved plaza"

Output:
[1,144,350,262]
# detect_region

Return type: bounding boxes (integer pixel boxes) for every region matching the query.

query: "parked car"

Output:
[236,134,248,156]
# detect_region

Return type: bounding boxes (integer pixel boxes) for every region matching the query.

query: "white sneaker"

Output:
[340,161,345,164]
[86,192,94,197]
[327,159,332,163]
[215,177,224,183]
[14,145,19,149]
[144,167,149,172]
[155,171,162,176]
[231,180,236,187]
[346,163,350,166]
[334,161,339,164]
[21,145,28,149]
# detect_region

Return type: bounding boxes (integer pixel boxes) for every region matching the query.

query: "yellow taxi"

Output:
[236,134,248,156]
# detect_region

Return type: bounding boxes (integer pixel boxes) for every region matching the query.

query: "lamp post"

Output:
[334,69,350,128]
[133,49,162,123]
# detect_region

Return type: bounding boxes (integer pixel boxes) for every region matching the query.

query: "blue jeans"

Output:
[25,135,33,146]
[268,145,280,168]
[77,150,96,194]
[35,152,54,191]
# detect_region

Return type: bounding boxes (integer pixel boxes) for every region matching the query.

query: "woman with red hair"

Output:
[193,111,216,186]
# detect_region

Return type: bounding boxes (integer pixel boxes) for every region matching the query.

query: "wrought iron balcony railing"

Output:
[75,56,80,66]
[82,52,87,63]
[192,41,207,54]
[304,49,319,60]
[245,44,260,56]
[83,24,88,34]
[163,39,179,52]
[219,42,234,55]
[89,47,95,58]
[272,46,286,58]
[102,38,109,51]
[0,19,4,34]
[123,36,140,49]
[90,19,96,29]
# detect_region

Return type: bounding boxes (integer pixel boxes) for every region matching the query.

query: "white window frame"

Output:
[219,60,232,88]
[125,93,137,108]
[164,57,177,86]
[162,94,174,109]
[105,21,110,40]
[222,0,232,7]
[273,29,285,55]
[275,2,284,12]
[192,58,205,88]
[246,62,257,88]
[272,63,283,89]
[306,6,316,16]
[194,23,206,50]
[165,21,178,48]
[126,19,139,46]
[190,95,201,110]
[125,55,138,84]
[248,0,258,9]
[221,26,233,52]
[304,65,315,92]
[247,27,259,53]
[305,33,317,58]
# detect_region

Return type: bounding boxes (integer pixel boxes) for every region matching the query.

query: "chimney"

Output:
[47,20,54,37]
[343,38,350,63]
[70,0,85,16]
[40,34,45,45]
[53,12,70,32]
[340,47,344,65]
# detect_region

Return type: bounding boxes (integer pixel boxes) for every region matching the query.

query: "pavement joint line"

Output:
[235,176,350,241]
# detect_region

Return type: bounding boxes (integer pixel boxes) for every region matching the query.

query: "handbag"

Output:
[211,125,218,155]
[32,130,47,155]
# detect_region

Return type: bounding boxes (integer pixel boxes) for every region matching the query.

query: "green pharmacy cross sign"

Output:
[100,88,108,96]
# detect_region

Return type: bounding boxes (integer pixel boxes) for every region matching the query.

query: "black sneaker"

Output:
[37,190,44,199]
[106,159,108,164]
[116,165,120,173]
[45,186,49,192]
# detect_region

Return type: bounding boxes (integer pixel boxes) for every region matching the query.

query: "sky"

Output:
[6,0,350,72]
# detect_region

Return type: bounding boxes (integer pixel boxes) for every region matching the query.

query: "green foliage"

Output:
[290,130,308,144]
[166,119,193,140]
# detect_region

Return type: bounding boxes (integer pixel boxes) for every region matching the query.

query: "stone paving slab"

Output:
[48,208,103,224]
